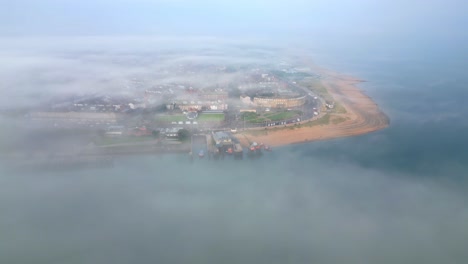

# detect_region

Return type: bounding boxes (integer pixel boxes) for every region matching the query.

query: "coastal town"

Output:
[3,58,389,168]
[24,61,321,152]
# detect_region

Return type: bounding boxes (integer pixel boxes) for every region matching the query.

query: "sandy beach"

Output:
[239,66,390,147]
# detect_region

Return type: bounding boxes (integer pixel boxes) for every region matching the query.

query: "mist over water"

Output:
[0,37,467,264]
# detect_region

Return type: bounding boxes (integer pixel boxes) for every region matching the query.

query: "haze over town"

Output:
[1,0,467,263]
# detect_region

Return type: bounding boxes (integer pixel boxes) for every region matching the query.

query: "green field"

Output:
[264,110,301,121]
[331,116,348,125]
[241,112,265,123]
[242,110,300,123]
[155,114,186,122]
[198,113,225,122]
[303,114,330,127]
[332,102,347,114]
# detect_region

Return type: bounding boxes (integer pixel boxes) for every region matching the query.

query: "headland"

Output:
[238,66,389,147]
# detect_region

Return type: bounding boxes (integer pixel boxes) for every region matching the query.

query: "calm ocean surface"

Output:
[1,46,467,264]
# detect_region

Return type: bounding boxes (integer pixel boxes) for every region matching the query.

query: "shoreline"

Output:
[238,66,390,147]
[2,64,389,160]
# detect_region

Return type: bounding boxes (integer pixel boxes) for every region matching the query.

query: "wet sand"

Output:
[239,66,389,147]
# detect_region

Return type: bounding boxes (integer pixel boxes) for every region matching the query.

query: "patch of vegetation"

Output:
[241,113,333,136]
[242,110,301,124]
[303,114,331,127]
[198,113,225,122]
[332,102,347,114]
[331,116,348,125]
[242,130,268,136]
[241,112,257,120]
[264,110,301,121]
[152,130,160,138]
[241,112,266,123]
[177,128,191,141]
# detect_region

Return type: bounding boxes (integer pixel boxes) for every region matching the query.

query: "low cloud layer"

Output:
[1,151,467,264]
[0,17,467,263]
[0,37,280,108]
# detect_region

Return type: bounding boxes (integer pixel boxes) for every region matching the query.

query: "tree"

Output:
[152,130,160,138]
[177,129,191,141]
[228,86,242,98]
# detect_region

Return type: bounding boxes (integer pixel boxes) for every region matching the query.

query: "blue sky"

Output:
[1,0,467,40]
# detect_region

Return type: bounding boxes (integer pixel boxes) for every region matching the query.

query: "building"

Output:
[212,131,232,146]
[105,125,124,136]
[240,95,253,106]
[163,127,182,139]
[253,95,306,108]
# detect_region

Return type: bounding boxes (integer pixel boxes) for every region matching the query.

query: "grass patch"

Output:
[242,111,301,123]
[242,130,268,136]
[303,114,331,127]
[198,113,225,122]
[331,116,348,125]
[332,102,347,114]
[241,112,259,120]
[241,112,265,124]
[241,114,333,135]
[264,111,300,121]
